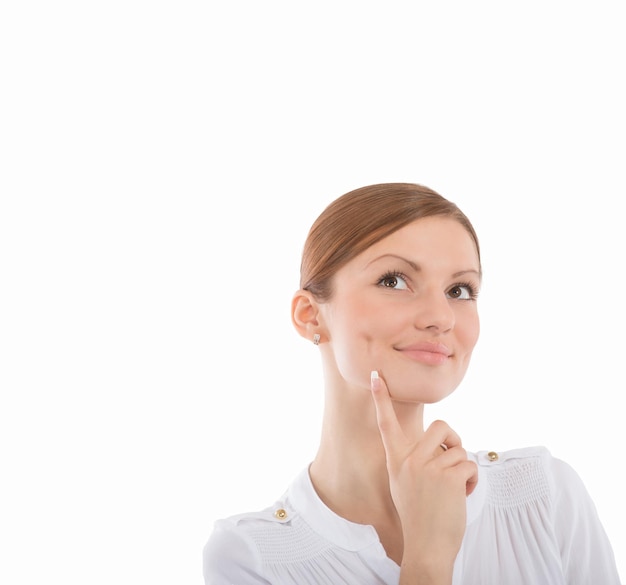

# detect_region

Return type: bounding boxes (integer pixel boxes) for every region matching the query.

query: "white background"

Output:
[1,1,624,583]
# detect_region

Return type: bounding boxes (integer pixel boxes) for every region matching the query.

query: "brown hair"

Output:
[300,183,481,301]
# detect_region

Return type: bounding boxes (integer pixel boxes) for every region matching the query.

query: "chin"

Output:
[389,386,457,405]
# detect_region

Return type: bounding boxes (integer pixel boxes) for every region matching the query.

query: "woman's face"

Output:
[318,216,481,403]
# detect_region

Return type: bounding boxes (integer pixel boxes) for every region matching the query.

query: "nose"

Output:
[414,289,455,333]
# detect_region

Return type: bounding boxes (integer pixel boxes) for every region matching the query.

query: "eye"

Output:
[378,271,409,290]
[447,283,478,300]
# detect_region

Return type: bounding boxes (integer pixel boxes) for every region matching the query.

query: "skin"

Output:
[292,216,481,584]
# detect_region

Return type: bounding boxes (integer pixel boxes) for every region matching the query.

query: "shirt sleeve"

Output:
[203,520,271,585]
[549,456,622,584]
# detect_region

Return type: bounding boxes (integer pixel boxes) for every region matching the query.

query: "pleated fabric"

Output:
[204,447,621,584]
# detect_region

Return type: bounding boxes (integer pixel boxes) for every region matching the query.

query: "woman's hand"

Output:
[370,371,478,584]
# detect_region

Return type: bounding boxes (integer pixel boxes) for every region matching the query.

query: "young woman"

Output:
[203,183,621,584]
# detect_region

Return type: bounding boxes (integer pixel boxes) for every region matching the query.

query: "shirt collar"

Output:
[286,465,381,551]
[286,458,487,551]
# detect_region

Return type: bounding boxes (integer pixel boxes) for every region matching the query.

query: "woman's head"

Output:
[300,183,481,302]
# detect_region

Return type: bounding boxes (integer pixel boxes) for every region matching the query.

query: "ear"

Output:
[291,289,323,342]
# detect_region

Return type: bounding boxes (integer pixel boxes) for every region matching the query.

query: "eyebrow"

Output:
[366,253,481,279]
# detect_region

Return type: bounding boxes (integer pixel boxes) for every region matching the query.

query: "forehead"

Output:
[351,216,480,271]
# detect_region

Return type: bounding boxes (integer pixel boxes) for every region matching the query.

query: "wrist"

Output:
[399,557,453,585]
[399,543,455,585]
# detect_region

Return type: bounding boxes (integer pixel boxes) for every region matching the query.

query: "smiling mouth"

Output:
[395,342,452,366]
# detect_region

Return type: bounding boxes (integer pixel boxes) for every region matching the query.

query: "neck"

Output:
[309,371,425,524]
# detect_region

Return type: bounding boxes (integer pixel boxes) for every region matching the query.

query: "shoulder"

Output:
[204,499,296,550]
[465,447,621,581]
[471,445,554,478]
[470,445,585,506]
[203,499,298,584]
[467,446,594,531]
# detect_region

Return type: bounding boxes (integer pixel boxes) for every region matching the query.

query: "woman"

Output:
[203,183,620,584]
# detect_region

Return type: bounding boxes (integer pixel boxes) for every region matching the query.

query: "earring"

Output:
[313,334,320,345]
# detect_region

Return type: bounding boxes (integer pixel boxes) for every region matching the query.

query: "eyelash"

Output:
[377,270,408,287]
[452,281,480,301]
[377,271,479,300]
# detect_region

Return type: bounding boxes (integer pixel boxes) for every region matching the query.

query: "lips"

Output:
[395,341,452,366]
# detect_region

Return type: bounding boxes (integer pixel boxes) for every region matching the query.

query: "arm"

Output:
[370,371,477,585]
[549,457,621,584]
[203,520,271,585]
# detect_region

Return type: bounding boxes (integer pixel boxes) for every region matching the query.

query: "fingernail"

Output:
[370,370,381,390]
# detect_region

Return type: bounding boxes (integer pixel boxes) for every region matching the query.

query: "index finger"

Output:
[370,370,403,452]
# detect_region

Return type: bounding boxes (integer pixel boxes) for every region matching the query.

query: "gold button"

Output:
[487,451,499,462]
[274,508,287,519]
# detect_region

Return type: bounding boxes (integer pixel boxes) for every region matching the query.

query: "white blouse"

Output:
[203,447,621,584]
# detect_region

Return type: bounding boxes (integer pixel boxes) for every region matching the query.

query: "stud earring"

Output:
[313,334,320,345]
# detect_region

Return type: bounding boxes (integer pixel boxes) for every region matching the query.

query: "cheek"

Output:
[333,312,377,356]
[339,307,403,349]
[458,310,480,352]
[327,305,390,384]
